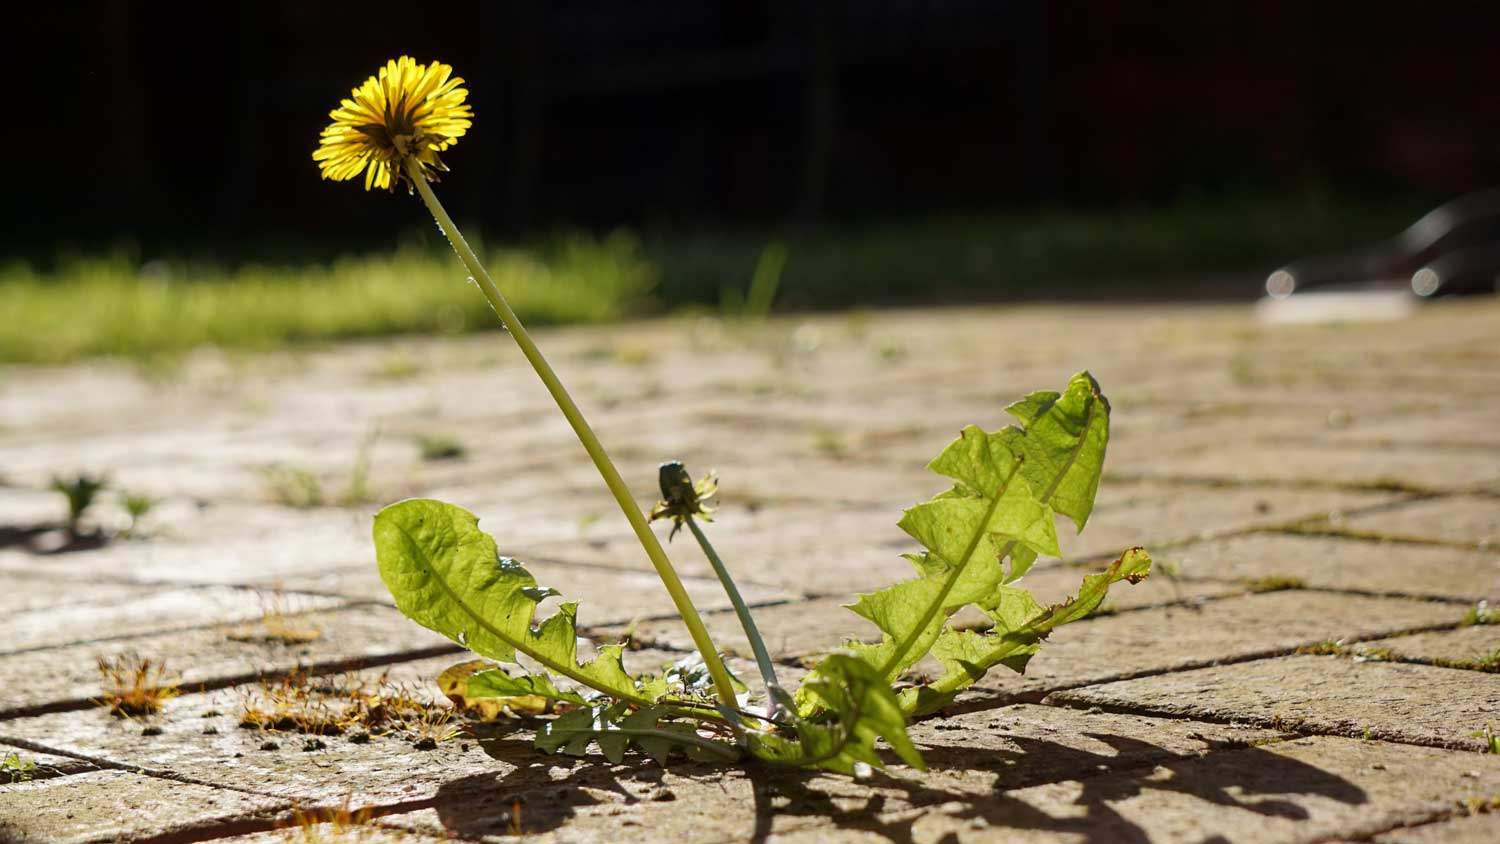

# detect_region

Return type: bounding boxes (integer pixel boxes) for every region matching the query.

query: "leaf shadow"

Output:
[418,723,1366,844]
[748,732,1367,844]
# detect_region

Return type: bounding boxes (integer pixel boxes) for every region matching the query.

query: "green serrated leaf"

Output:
[900,547,1152,717]
[537,704,740,764]
[797,372,1127,723]
[373,499,651,707]
[468,668,591,707]
[1002,371,1110,532]
[748,652,924,776]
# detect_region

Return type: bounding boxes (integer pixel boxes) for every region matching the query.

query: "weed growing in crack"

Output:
[95,653,181,716]
[51,473,107,537]
[1463,600,1497,626]
[1244,574,1308,593]
[2,753,35,783]
[226,591,322,645]
[318,55,1153,775]
[1472,724,1500,754]
[236,669,459,744]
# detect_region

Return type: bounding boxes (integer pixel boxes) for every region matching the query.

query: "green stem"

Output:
[684,517,786,718]
[403,157,739,710]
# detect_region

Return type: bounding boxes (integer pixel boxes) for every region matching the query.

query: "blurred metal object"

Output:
[1411,245,1500,298]
[1265,189,1500,299]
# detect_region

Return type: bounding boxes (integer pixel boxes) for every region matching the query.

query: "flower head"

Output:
[649,461,718,539]
[313,56,473,191]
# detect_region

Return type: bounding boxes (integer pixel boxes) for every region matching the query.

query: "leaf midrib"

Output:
[877,391,1100,681]
[389,516,651,707]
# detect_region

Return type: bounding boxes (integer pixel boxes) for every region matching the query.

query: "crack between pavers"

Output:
[1308,805,1493,844]
[0,643,464,722]
[0,597,376,660]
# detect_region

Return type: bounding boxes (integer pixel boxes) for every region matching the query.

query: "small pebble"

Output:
[260,741,280,751]
[652,788,677,802]
[141,726,163,737]
[414,737,438,750]
[348,732,371,744]
[202,726,219,736]
[303,739,327,752]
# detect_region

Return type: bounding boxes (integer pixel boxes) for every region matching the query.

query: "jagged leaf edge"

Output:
[537,704,740,765]
[373,498,650,707]
[900,547,1153,717]
[796,372,1109,718]
[747,652,925,776]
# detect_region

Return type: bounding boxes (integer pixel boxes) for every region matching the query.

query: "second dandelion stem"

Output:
[402,157,740,710]
[684,515,787,719]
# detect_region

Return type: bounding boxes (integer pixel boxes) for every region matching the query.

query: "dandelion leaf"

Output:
[748,652,925,776]
[537,704,738,765]
[374,499,649,707]
[797,371,1146,725]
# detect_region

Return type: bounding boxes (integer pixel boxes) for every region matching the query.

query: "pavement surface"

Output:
[2,300,1498,843]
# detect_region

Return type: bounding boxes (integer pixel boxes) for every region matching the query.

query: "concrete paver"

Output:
[1049,654,1500,750]
[4,300,1500,843]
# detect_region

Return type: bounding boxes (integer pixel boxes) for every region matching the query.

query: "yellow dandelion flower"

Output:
[313,56,473,191]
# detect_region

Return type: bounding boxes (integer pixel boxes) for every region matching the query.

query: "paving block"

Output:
[763,737,1500,844]
[0,573,159,618]
[0,769,286,844]
[1372,811,1500,844]
[1049,654,1500,751]
[1357,624,1500,670]
[1162,532,1500,602]
[377,705,1282,844]
[1114,440,1500,492]
[0,603,454,719]
[5,586,341,655]
[1341,495,1499,548]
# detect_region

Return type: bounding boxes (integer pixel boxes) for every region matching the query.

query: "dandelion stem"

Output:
[684,516,786,719]
[402,157,740,710]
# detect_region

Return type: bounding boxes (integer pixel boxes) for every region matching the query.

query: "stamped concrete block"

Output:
[378,705,1281,844]
[1341,495,1499,548]
[766,737,1500,844]
[1372,811,1500,844]
[0,603,454,718]
[0,574,159,618]
[5,586,341,655]
[1059,482,1398,562]
[0,769,286,844]
[1049,654,1500,751]
[1117,440,1500,492]
[1357,624,1500,670]
[1162,532,1500,602]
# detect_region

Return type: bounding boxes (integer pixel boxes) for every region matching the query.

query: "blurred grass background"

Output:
[0,195,1419,365]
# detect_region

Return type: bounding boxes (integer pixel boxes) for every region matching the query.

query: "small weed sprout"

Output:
[1463,601,1497,626]
[51,473,107,536]
[96,653,180,716]
[263,467,325,508]
[1244,575,1307,593]
[121,491,155,537]
[1473,724,1500,754]
[337,430,379,507]
[237,670,458,742]
[281,797,389,843]
[415,434,465,461]
[227,591,322,645]
[2,752,35,783]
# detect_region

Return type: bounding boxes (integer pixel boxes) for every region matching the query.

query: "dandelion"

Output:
[314,58,740,709]
[312,56,472,191]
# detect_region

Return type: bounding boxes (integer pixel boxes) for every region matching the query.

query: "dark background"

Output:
[12,1,1500,267]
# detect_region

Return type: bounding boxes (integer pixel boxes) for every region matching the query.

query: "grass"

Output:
[0,195,1423,364]
[0,232,655,364]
